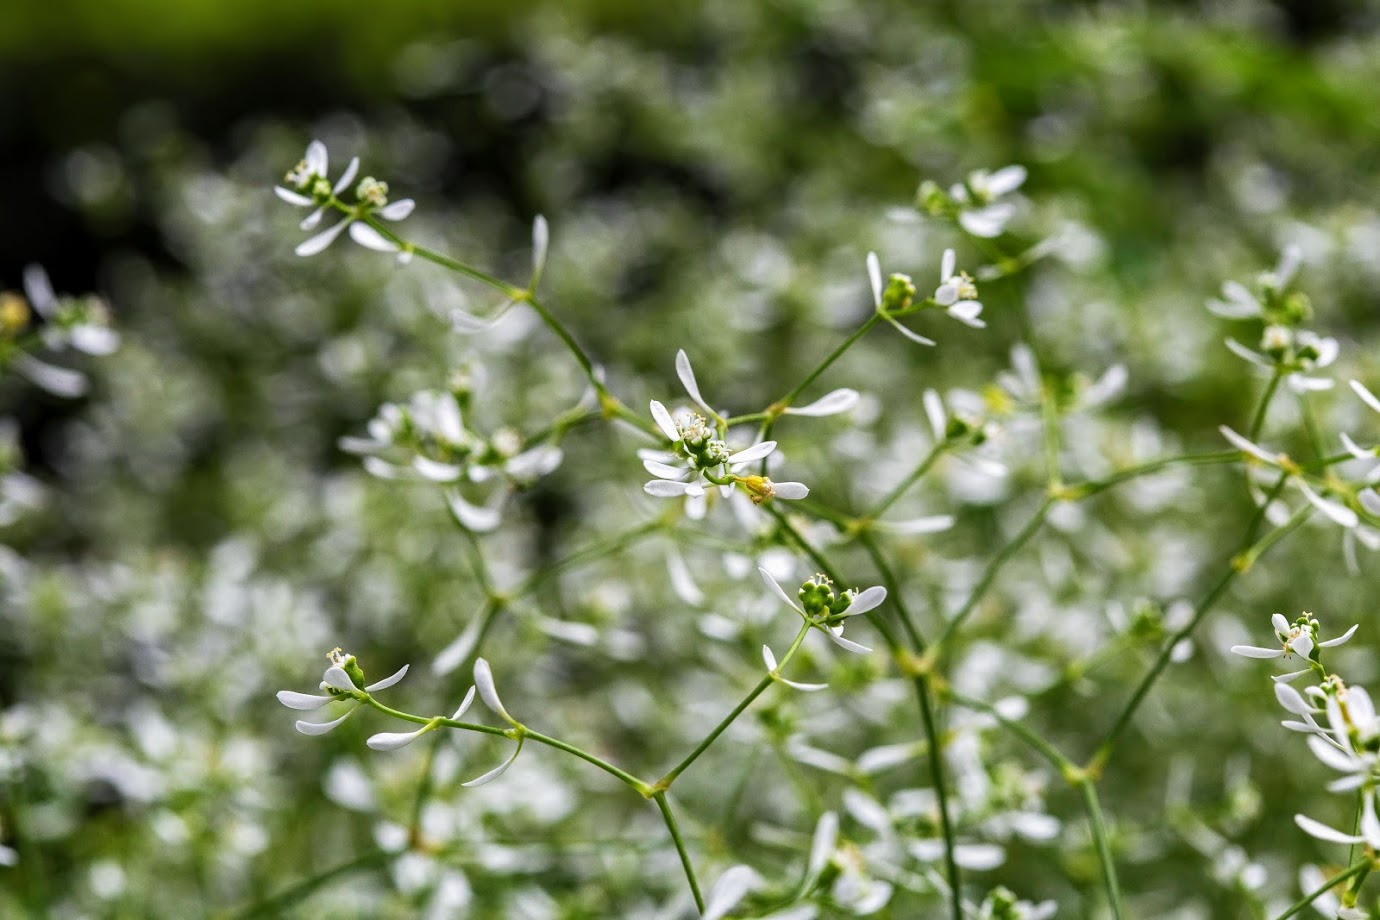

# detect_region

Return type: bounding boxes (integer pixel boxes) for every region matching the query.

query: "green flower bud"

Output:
[880,273,916,313]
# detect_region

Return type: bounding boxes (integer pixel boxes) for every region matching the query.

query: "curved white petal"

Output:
[70,325,121,356]
[675,349,716,417]
[295,705,358,736]
[332,156,360,195]
[726,440,776,465]
[644,479,696,498]
[986,164,1027,196]
[276,690,335,711]
[1274,682,1317,716]
[1219,426,1279,464]
[446,491,502,532]
[530,214,549,288]
[1272,612,1291,634]
[14,354,87,398]
[322,666,359,693]
[367,725,432,751]
[844,585,887,616]
[758,566,803,613]
[881,515,955,535]
[940,248,956,282]
[473,658,513,723]
[1341,432,1373,460]
[304,140,328,177]
[462,738,523,787]
[432,615,486,676]
[649,400,680,442]
[771,481,809,499]
[884,315,936,346]
[807,811,838,877]
[1351,380,1380,415]
[1229,644,1284,659]
[451,685,478,720]
[922,389,947,440]
[377,199,415,221]
[866,252,882,307]
[824,625,872,654]
[451,305,509,334]
[365,664,410,693]
[349,222,400,253]
[1297,481,1358,528]
[295,219,351,257]
[299,207,325,231]
[784,388,860,417]
[703,865,762,920]
[643,458,688,480]
[1320,624,1360,648]
[413,456,464,482]
[273,186,313,206]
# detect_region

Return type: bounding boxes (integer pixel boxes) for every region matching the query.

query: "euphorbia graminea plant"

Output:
[261,139,1380,920]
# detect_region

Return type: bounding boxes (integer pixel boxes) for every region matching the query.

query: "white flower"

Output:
[277,649,410,736]
[367,687,476,752]
[1206,246,1302,319]
[1219,427,1359,528]
[867,252,934,346]
[702,865,763,920]
[934,248,985,328]
[1230,612,1356,662]
[275,140,416,258]
[951,165,1026,238]
[21,265,120,356]
[759,567,885,654]
[451,216,550,333]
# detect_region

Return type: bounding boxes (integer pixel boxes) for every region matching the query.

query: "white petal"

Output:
[295,706,357,736]
[675,349,716,417]
[1341,433,1373,460]
[934,282,959,307]
[413,456,464,482]
[667,547,704,606]
[274,186,313,206]
[1286,374,1333,393]
[367,726,432,751]
[866,252,882,306]
[1297,481,1358,528]
[1272,668,1312,683]
[649,400,680,442]
[295,219,351,257]
[703,865,762,920]
[1206,297,1260,319]
[432,615,486,676]
[276,690,335,711]
[824,626,872,654]
[1229,645,1284,659]
[14,354,87,398]
[70,325,120,356]
[446,491,502,532]
[1222,280,1262,312]
[1275,682,1317,716]
[771,481,809,499]
[947,301,986,328]
[940,248,956,282]
[1275,244,1302,286]
[954,843,1006,870]
[761,645,779,671]
[807,812,838,877]
[349,222,400,253]
[884,315,936,346]
[758,567,803,613]
[530,214,549,287]
[1319,625,1359,648]
[1362,796,1380,849]
[985,164,1027,196]
[1308,736,1361,773]
[1272,612,1291,634]
[844,586,887,616]
[332,156,360,195]
[1351,380,1380,415]
[1291,633,1315,658]
[473,658,513,722]
[299,207,324,231]
[305,140,328,177]
[922,389,946,440]
[958,203,1015,238]
[450,305,508,334]
[377,199,415,221]
[726,441,776,465]
[643,458,688,480]
[784,388,860,416]
[1219,426,1279,464]
[1224,337,1274,370]
[880,515,955,535]
[644,479,696,498]
[365,664,410,693]
[462,740,523,787]
[1362,491,1380,516]
[451,686,477,720]
[322,666,359,693]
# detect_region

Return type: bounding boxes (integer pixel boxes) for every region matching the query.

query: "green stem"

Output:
[227,852,385,919]
[1275,860,1370,920]
[657,622,813,789]
[866,442,947,519]
[1248,371,1283,442]
[947,691,1073,770]
[654,792,704,912]
[1093,503,1310,759]
[1071,451,1240,499]
[933,497,1053,650]
[1080,779,1125,920]
[407,734,443,843]
[777,314,882,410]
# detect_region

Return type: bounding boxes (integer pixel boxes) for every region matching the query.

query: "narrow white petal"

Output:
[758,567,803,613]
[412,456,464,482]
[940,248,956,282]
[649,400,680,442]
[959,203,1015,238]
[305,140,328,176]
[14,354,87,398]
[1295,813,1366,844]
[332,156,360,195]
[365,665,410,693]
[295,219,351,257]
[1272,612,1291,633]
[276,690,335,711]
[666,547,704,606]
[1297,481,1358,528]
[1319,624,1359,648]
[473,658,513,722]
[953,843,1006,870]
[349,222,400,253]
[530,214,549,287]
[432,615,486,676]
[446,491,502,532]
[1272,668,1312,683]
[643,458,688,480]
[1351,380,1380,415]
[644,479,695,497]
[824,626,872,654]
[884,315,936,346]
[807,812,838,877]
[1224,338,1274,370]
[462,740,523,787]
[70,325,120,356]
[923,389,946,440]
[1362,796,1380,848]
[761,645,779,671]
[1308,735,1361,772]
[1362,491,1380,516]
[299,208,325,230]
[880,515,955,535]
[783,388,860,416]
[1275,682,1317,716]
[866,252,882,306]
[771,482,809,499]
[295,705,358,736]
[948,301,986,327]
[845,586,887,616]
[1329,774,1369,793]
[1229,645,1284,659]
[1341,432,1373,460]
[451,306,508,334]
[726,440,776,465]
[986,164,1027,196]
[1286,374,1333,393]
[451,686,477,720]
[675,349,716,417]
[1219,426,1279,464]
[274,186,313,206]
[377,199,415,221]
[366,726,432,751]
[1275,243,1302,286]
[703,865,762,920]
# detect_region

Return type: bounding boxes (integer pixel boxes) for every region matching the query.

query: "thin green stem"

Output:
[407,734,443,844]
[1071,451,1240,499]
[777,314,882,410]
[226,852,385,920]
[1248,371,1283,442]
[914,680,962,920]
[523,729,652,793]
[657,622,813,789]
[934,497,1053,650]
[1093,504,1310,760]
[654,792,704,912]
[1275,860,1370,920]
[1080,779,1125,920]
[948,691,1073,770]
[866,442,947,520]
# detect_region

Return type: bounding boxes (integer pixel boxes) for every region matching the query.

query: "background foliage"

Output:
[3,0,1380,917]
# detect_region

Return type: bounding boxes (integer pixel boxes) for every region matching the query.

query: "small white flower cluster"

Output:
[1232,613,1380,917]
[641,349,825,513]
[340,388,562,531]
[274,140,416,260]
[1210,246,1339,393]
[866,247,985,346]
[759,567,886,656]
[277,649,524,787]
[1,264,119,398]
[917,165,1028,238]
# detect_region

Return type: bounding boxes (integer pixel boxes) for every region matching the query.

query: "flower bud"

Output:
[880,273,916,313]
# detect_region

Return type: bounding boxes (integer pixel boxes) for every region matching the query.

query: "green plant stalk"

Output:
[865,441,947,519]
[226,852,385,920]
[1248,370,1283,441]
[1275,860,1370,920]
[655,792,704,912]
[1080,778,1125,920]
